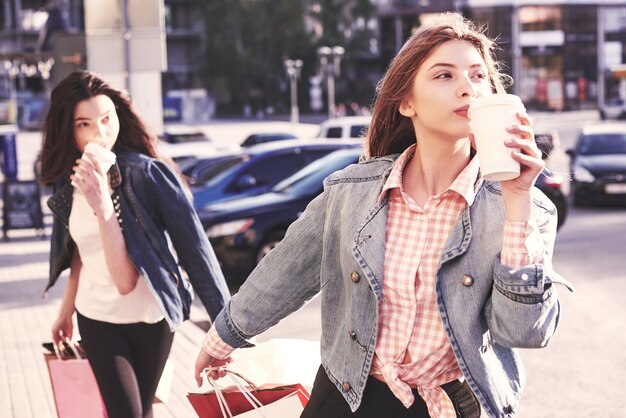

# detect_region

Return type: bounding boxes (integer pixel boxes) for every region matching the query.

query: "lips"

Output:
[455,105,470,117]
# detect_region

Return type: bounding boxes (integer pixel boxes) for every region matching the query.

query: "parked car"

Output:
[535,168,568,229]
[185,139,362,209]
[534,130,568,229]
[158,126,239,163]
[566,123,626,206]
[599,97,626,120]
[198,148,362,283]
[317,115,371,139]
[241,132,297,147]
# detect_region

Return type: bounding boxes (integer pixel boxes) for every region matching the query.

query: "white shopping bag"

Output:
[235,392,304,418]
[229,338,320,389]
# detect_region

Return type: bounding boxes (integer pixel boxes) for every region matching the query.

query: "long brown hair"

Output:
[40,71,160,185]
[367,12,511,157]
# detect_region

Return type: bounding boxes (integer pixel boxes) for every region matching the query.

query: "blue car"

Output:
[198,148,363,283]
[182,139,362,209]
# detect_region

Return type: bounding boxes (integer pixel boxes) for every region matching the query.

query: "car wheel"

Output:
[256,231,286,264]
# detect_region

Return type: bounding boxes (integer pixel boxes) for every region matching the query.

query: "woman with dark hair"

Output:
[42,71,230,418]
[194,13,572,418]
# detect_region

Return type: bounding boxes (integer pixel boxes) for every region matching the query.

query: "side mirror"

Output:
[234,174,257,190]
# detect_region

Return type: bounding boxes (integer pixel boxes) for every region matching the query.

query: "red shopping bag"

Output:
[187,370,309,418]
[43,341,108,418]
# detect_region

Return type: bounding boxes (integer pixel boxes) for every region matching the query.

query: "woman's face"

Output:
[400,39,493,141]
[73,94,120,152]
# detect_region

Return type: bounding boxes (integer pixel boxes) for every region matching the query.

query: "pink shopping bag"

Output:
[43,341,108,418]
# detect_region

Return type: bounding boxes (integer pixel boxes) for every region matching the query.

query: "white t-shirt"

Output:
[69,189,163,324]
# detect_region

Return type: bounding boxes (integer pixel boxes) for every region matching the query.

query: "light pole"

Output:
[284,58,303,124]
[317,45,345,119]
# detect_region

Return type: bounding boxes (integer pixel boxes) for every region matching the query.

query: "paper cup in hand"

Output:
[83,142,116,174]
[468,94,525,181]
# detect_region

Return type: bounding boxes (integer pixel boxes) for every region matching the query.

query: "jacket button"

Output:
[461,275,474,287]
[341,382,351,392]
[350,272,360,283]
[348,331,357,340]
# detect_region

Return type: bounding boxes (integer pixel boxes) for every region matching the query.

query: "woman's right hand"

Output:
[51,314,74,348]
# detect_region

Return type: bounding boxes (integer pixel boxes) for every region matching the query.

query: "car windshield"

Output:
[164,132,210,144]
[183,155,246,185]
[578,134,626,155]
[273,151,360,195]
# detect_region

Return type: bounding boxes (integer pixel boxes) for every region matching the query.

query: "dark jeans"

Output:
[77,312,174,418]
[301,366,481,418]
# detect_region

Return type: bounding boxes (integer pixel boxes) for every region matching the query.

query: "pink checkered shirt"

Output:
[370,145,543,417]
[203,146,544,415]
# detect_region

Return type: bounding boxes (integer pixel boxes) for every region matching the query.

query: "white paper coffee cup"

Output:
[83,142,116,174]
[468,94,525,181]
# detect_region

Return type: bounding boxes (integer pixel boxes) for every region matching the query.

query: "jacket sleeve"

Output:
[212,187,329,349]
[146,160,230,321]
[484,192,572,348]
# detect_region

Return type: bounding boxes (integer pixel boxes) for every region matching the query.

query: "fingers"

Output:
[194,351,233,387]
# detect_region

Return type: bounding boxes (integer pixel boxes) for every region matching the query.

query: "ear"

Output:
[398,98,416,117]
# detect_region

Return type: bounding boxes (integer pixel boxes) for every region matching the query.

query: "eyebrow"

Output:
[427,63,486,72]
[74,110,111,122]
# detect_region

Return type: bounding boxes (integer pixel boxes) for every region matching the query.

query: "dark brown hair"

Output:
[40,71,160,185]
[367,13,510,157]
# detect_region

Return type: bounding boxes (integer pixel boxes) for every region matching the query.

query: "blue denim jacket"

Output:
[46,151,230,330]
[212,154,573,418]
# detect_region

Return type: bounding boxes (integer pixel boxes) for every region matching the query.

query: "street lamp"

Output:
[317,45,345,119]
[284,58,303,124]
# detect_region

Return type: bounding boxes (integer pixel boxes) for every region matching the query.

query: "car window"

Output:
[274,151,360,195]
[579,134,626,155]
[350,124,367,138]
[303,148,341,163]
[164,132,209,144]
[184,156,245,184]
[325,127,343,138]
[235,152,304,187]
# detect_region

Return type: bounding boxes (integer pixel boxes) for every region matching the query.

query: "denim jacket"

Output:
[46,151,230,330]
[212,154,573,418]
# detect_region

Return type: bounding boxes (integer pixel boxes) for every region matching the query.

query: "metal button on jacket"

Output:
[350,272,360,283]
[461,274,474,287]
[342,382,351,392]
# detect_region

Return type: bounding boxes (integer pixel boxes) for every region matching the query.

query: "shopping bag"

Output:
[43,341,108,418]
[228,339,320,390]
[187,369,309,418]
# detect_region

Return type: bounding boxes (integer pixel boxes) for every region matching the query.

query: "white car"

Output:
[158,126,240,164]
[599,98,626,120]
[316,115,371,139]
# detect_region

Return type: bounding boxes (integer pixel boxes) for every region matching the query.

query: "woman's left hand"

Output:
[500,111,545,195]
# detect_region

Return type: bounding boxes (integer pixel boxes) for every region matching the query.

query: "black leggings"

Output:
[77,312,174,418]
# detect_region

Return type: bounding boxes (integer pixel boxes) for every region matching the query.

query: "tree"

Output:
[194,0,314,116]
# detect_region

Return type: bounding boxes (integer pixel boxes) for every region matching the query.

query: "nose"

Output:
[458,75,477,98]
[94,123,107,141]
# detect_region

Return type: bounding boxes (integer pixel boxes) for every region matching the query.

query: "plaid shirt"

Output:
[204,145,543,416]
[370,145,542,417]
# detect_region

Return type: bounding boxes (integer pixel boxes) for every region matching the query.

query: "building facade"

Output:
[377,0,626,111]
